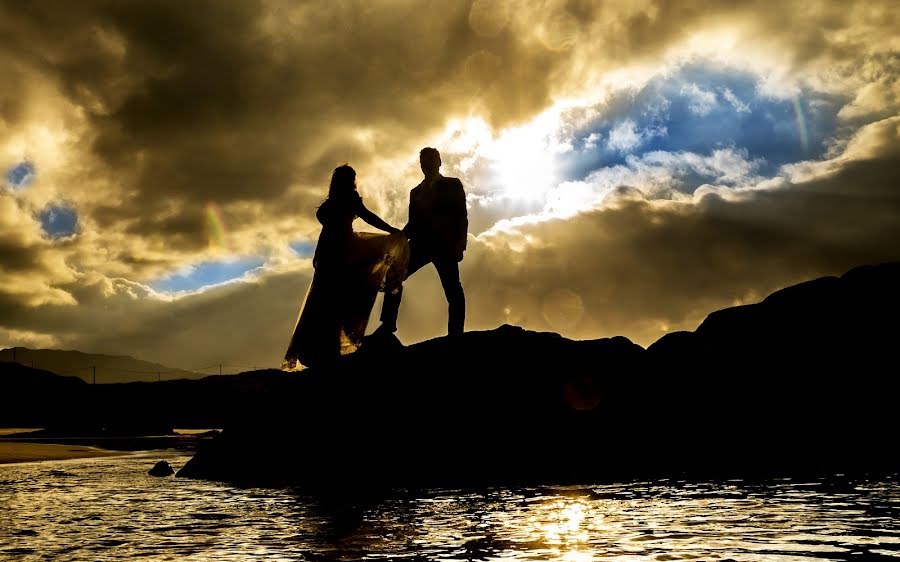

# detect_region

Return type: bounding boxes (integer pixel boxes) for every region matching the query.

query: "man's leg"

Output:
[434,258,465,335]
[379,248,429,332]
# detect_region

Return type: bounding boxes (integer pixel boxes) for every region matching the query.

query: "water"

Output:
[1,452,898,561]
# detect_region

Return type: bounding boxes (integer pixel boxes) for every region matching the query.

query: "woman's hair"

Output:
[328,164,357,198]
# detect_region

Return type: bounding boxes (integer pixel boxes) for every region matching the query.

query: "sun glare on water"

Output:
[512,497,609,561]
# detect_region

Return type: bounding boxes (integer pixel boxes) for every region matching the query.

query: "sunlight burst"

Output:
[434,110,567,202]
[483,116,562,201]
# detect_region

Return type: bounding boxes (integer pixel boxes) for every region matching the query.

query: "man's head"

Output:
[419,147,441,177]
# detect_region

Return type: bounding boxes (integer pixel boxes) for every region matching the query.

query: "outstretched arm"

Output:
[358,201,400,234]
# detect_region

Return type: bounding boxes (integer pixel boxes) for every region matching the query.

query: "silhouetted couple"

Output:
[283,148,467,370]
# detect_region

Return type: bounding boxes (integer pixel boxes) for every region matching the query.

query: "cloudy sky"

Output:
[1,0,898,371]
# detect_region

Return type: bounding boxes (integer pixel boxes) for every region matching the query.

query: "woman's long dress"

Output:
[282,193,408,370]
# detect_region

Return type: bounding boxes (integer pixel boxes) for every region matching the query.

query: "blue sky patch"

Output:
[559,63,848,190]
[152,257,266,292]
[6,161,35,189]
[39,204,78,238]
[290,240,316,257]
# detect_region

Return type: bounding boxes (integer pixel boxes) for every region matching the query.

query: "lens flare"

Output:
[792,94,810,153]
[204,202,228,252]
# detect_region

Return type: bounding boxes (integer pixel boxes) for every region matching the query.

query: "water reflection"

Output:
[0,454,898,561]
[531,499,598,560]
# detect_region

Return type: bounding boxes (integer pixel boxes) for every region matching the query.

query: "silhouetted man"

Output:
[379,147,467,335]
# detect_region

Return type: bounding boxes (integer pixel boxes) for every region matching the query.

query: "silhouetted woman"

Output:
[283,165,409,369]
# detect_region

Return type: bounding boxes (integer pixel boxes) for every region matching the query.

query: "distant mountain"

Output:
[0,360,289,432]
[0,348,201,384]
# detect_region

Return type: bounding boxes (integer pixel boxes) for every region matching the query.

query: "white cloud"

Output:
[584,132,602,149]
[721,87,751,113]
[478,146,764,230]
[607,119,643,152]
[680,83,718,115]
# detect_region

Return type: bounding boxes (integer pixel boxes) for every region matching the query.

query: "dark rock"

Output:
[148,460,174,477]
[178,261,900,487]
[646,330,696,355]
[358,330,405,357]
[195,430,221,438]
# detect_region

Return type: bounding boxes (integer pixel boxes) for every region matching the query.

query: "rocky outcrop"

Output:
[148,460,174,477]
[649,262,900,364]
[177,262,900,486]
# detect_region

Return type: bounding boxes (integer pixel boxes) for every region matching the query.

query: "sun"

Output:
[433,112,564,203]
[484,117,561,201]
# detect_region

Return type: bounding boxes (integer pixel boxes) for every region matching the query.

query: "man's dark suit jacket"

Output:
[405,174,467,259]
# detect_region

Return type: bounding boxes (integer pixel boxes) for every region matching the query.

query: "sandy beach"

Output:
[0,442,125,464]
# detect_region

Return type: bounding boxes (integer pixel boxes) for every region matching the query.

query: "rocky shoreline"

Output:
[177,262,900,487]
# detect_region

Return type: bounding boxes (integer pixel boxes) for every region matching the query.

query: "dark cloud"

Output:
[2,0,590,267]
[0,1,799,234]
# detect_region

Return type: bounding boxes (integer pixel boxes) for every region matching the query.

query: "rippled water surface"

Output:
[1,452,898,561]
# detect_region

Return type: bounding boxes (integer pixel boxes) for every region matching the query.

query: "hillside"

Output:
[0,348,202,384]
